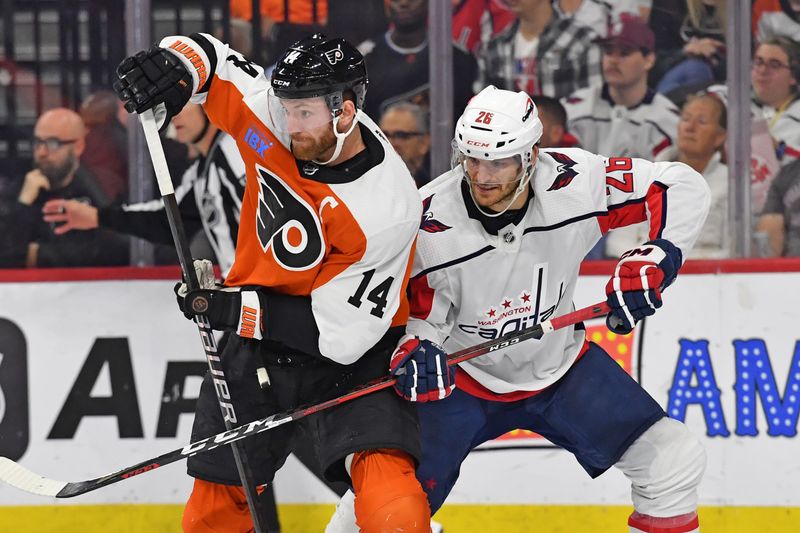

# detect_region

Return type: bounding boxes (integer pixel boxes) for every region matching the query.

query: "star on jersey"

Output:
[502,299,512,309]
[420,194,452,233]
[520,292,531,303]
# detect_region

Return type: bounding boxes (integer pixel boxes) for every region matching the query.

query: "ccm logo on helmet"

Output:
[467,140,491,147]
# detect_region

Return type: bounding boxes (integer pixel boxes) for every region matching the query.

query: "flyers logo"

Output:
[255,165,324,270]
[323,45,344,65]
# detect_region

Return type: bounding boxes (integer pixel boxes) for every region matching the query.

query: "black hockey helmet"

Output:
[271,33,368,111]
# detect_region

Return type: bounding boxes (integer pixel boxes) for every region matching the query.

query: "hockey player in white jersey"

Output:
[327,85,710,533]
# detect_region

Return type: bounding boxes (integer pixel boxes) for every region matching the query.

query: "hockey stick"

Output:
[136,110,264,531]
[0,301,608,498]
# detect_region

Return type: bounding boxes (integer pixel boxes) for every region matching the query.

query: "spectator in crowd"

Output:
[648,0,688,84]
[42,104,238,274]
[757,159,800,257]
[532,95,580,148]
[752,38,800,167]
[753,0,800,43]
[379,101,431,187]
[553,0,651,37]
[563,16,679,159]
[478,0,601,99]
[79,90,129,203]
[656,0,726,96]
[359,0,477,122]
[0,108,128,268]
[606,92,729,258]
[453,0,515,54]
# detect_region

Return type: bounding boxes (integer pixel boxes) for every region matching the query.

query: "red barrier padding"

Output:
[1,259,799,284]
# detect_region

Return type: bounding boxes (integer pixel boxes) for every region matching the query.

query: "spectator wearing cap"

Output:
[752,38,800,167]
[478,0,601,99]
[562,16,679,159]
[379,101,431,187]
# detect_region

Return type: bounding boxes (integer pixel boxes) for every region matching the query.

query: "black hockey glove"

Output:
[175,283,265,340]
[113,46,193,131]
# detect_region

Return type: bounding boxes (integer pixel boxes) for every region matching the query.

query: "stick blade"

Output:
[0,457,67,497]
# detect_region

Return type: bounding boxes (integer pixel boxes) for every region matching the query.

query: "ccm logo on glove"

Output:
[605,239,681,334]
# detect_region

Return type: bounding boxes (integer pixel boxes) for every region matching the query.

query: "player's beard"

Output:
[470,179,521,212]
[290,126,337,162]
[37,152,77,189]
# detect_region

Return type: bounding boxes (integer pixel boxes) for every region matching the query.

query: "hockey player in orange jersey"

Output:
[114,33,430,532]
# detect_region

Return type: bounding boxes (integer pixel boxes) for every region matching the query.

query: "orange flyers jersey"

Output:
[160,33,422,364]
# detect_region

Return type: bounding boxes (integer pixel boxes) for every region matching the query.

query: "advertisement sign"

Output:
[0,264,798,512]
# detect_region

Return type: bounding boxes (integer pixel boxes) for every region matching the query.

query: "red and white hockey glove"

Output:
[389,335,455,402]
[605,239,681,334]
[174,260,264,339]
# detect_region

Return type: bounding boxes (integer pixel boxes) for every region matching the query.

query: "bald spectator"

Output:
[80,90,129,202]
[563,16,679,159]
[0,108,128,268]
[379,101,431,187]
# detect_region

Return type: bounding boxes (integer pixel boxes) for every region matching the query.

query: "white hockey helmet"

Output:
[454,86,543,217]
[454,85,543,163]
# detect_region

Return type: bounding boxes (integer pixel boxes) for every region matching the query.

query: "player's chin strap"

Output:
[465,161,535,218]
[313,111,360,165]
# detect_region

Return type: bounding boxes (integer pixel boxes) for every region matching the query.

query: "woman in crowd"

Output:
[606,92,728,258]
[752,37,800,167]
[656,0,726,96]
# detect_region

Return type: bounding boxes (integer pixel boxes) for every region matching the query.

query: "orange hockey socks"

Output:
[351,448,431,533]
[182,478,261,532]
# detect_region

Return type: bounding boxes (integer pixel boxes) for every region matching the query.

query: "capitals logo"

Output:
[546,152,579,191]
[420,194,451,233]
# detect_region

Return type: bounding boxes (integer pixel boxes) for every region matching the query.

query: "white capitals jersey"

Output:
[409,148,709,397]
[563,84,679,160]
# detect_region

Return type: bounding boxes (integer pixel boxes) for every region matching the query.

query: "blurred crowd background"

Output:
[1,0,798,270]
